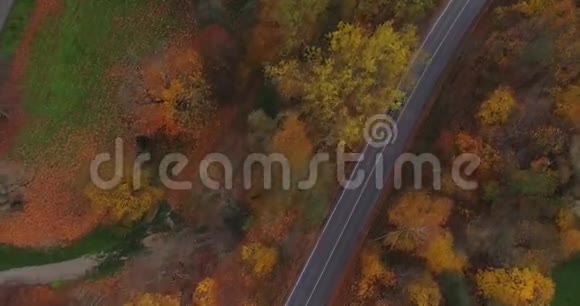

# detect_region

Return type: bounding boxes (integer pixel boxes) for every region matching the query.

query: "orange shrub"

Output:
[272,112,313,175]
[561,229,580,258]
[356,245,396,301]
[140,46,214,136]
[194,278,218,306]
[388,192,453,230]
[125,293,179,306]
[454,132,501,176]
[241,243,279,278]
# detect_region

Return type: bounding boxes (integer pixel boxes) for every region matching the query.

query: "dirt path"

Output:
[0,256,100,286]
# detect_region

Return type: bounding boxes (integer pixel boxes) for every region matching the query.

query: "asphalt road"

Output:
[285,0,488,305]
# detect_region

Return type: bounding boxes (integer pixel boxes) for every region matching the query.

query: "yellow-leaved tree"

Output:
[420,231,467,274]
[384,192,453,252]
[476,268,555,305]
[271,112,313,175]
[356,245,396,301]
[84,176,164,224]
[193,278,218,306]
[124,293,179,306]
[266,21,416,146]
[345,0,436,24]
[477,86,515,126]
[241,243,278,278]
[272,0,330,54]
[405,273,442,306]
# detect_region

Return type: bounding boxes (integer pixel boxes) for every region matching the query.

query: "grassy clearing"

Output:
[552,255,580,306]
[0,0,183,271]
[16,0,180,163]
[0,0,35,58]
[0,203,173,272]
[0,226,129,271]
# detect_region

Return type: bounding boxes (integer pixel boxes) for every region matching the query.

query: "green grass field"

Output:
[0,226,129,271]
[0,0,180,271]
[0,203,173,272]
[15,0,179,163]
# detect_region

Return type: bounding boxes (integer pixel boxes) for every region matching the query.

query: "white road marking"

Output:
[302,0,474,304]
[285,1,461,300]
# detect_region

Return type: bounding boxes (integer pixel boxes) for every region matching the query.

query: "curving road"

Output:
[285,0,488,305]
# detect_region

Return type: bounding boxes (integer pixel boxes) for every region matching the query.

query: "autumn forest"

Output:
[0,0,579,305]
